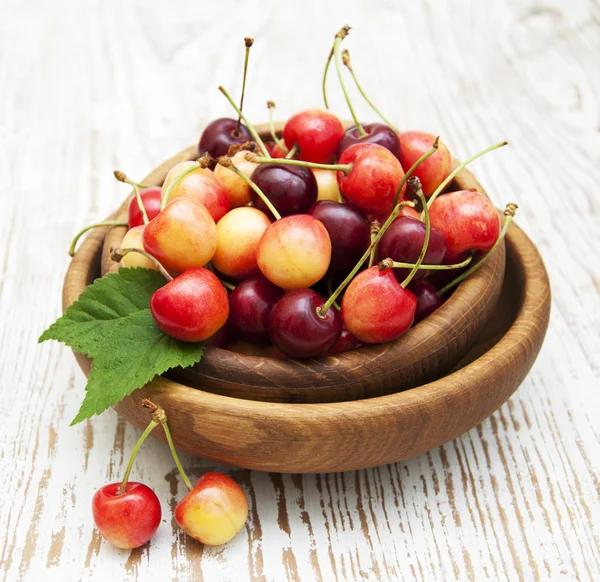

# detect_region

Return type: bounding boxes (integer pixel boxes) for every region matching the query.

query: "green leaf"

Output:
[71,310,204,425]
[39,268,166,357]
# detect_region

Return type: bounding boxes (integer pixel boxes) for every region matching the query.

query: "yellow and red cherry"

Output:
[282,109,345,163]
[162,161,230,222]
[337,143,405,215]
[269,289,342,358]
[257,215,331,289]
[212,207,271,279]
[306,200,370,276]
[198,118,252,159]
[337,123,401,160]
[229,275,283,344]
[429,190,500,255]
[128,187,162,228]
[325,328,365,355]
[150,267,228,342]
[251,164,317,218]
[312,168,340,202]
[400,132,451,197]
[376,216,447,281]
[120,226,159,271]
[142,197,217,272]
[265,140,289,159]
[92,482,161,549]
[213,150,258,208]
[341,267,417,344]
[408,280,444,323]
[175,472,249,546]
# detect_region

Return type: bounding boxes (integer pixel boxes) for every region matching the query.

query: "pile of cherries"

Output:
[74,26,513,361]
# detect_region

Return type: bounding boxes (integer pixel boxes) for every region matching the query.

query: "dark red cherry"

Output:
[198,118,252,159]
[251,164,317,218]
[229,275,284,344]
[377,216,447,281]
[337,123,401,160]
[127,187,162,229]
[306,201,370,276]
[269,289,342,358]
[409,280,443,323]
[325,328,365,355]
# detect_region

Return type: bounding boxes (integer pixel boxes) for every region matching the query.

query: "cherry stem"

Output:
[141,399,193,491]
[342,49,399,134]
[368,220,380,268]
[326,278,341,311]
[160,162,199,210]
[318,200,413,316]
[221,280,236,291]
[382,255,473,271]
[114,170,149,225]
[236,37,254,133]
[68,221,128,257]
[393,137,439,208]
[332,26,365,136]
[424,140,509,214]
[118,416,160,495]
[111,247,173,282]
[246,153,352,174]
[267,101,288,152]
[401,178,430,288]
[437,203,518,296]
[217,157,282,220]
[219,85,271,158]
[322,48,334,108]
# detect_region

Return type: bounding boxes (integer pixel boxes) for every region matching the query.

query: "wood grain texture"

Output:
[1,0,599,580]
[95,133,506,404]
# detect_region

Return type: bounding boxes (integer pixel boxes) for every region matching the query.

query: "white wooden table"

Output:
[1,0,599,580]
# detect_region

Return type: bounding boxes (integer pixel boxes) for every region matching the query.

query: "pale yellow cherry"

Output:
[312,168,341,202]
[120,226,158,271]
[213,150,258,208]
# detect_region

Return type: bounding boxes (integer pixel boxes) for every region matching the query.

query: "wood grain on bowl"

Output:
[96,124,506,403]
[63,220,550,473]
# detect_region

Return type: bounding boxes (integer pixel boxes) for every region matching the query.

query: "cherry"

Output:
[376,216,447,281]
[92,483,161,549]
[251,163,317,218]
[212,207,271,279]
[175,472,249,546]
[229,275,283,344]
[337,143,405,215]
[206,321,231,349]
[269,289,342,358]
[213,150,259,208]
[257,214,331,289]
[198,118,252,159]
[142,197,217,272]
[282,109,345,163]
[429,190,500,255]
[325,328,365,355]
[306,200,370,276]
[128,187,162,228]
[162,161,230,223]
[400,132,452,197]
[150,267,229,342]
[337,123,401,160]
[120,226,159,271]
[312,168,340,202]
[408,279,443,323]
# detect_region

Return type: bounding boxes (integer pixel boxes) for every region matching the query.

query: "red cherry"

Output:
[325,328,365,355]
[175,472,249,546]
[337,143,405,215]
[400,132,452,197]
[408,280,444,323]
[229,275,284,344]
[429,190,500,255]
[283,109,345,163]
[150,267,229,342]
[127,187,162,229]
[198,118,252,159]
[92,482,161,549]
[337,123,401,160]
[341,267,417,344]
[269,289,342,358]
[376,216,447,281]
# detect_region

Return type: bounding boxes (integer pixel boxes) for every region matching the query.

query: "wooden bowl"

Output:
[63,218,550,473]
[95,126,506,404]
